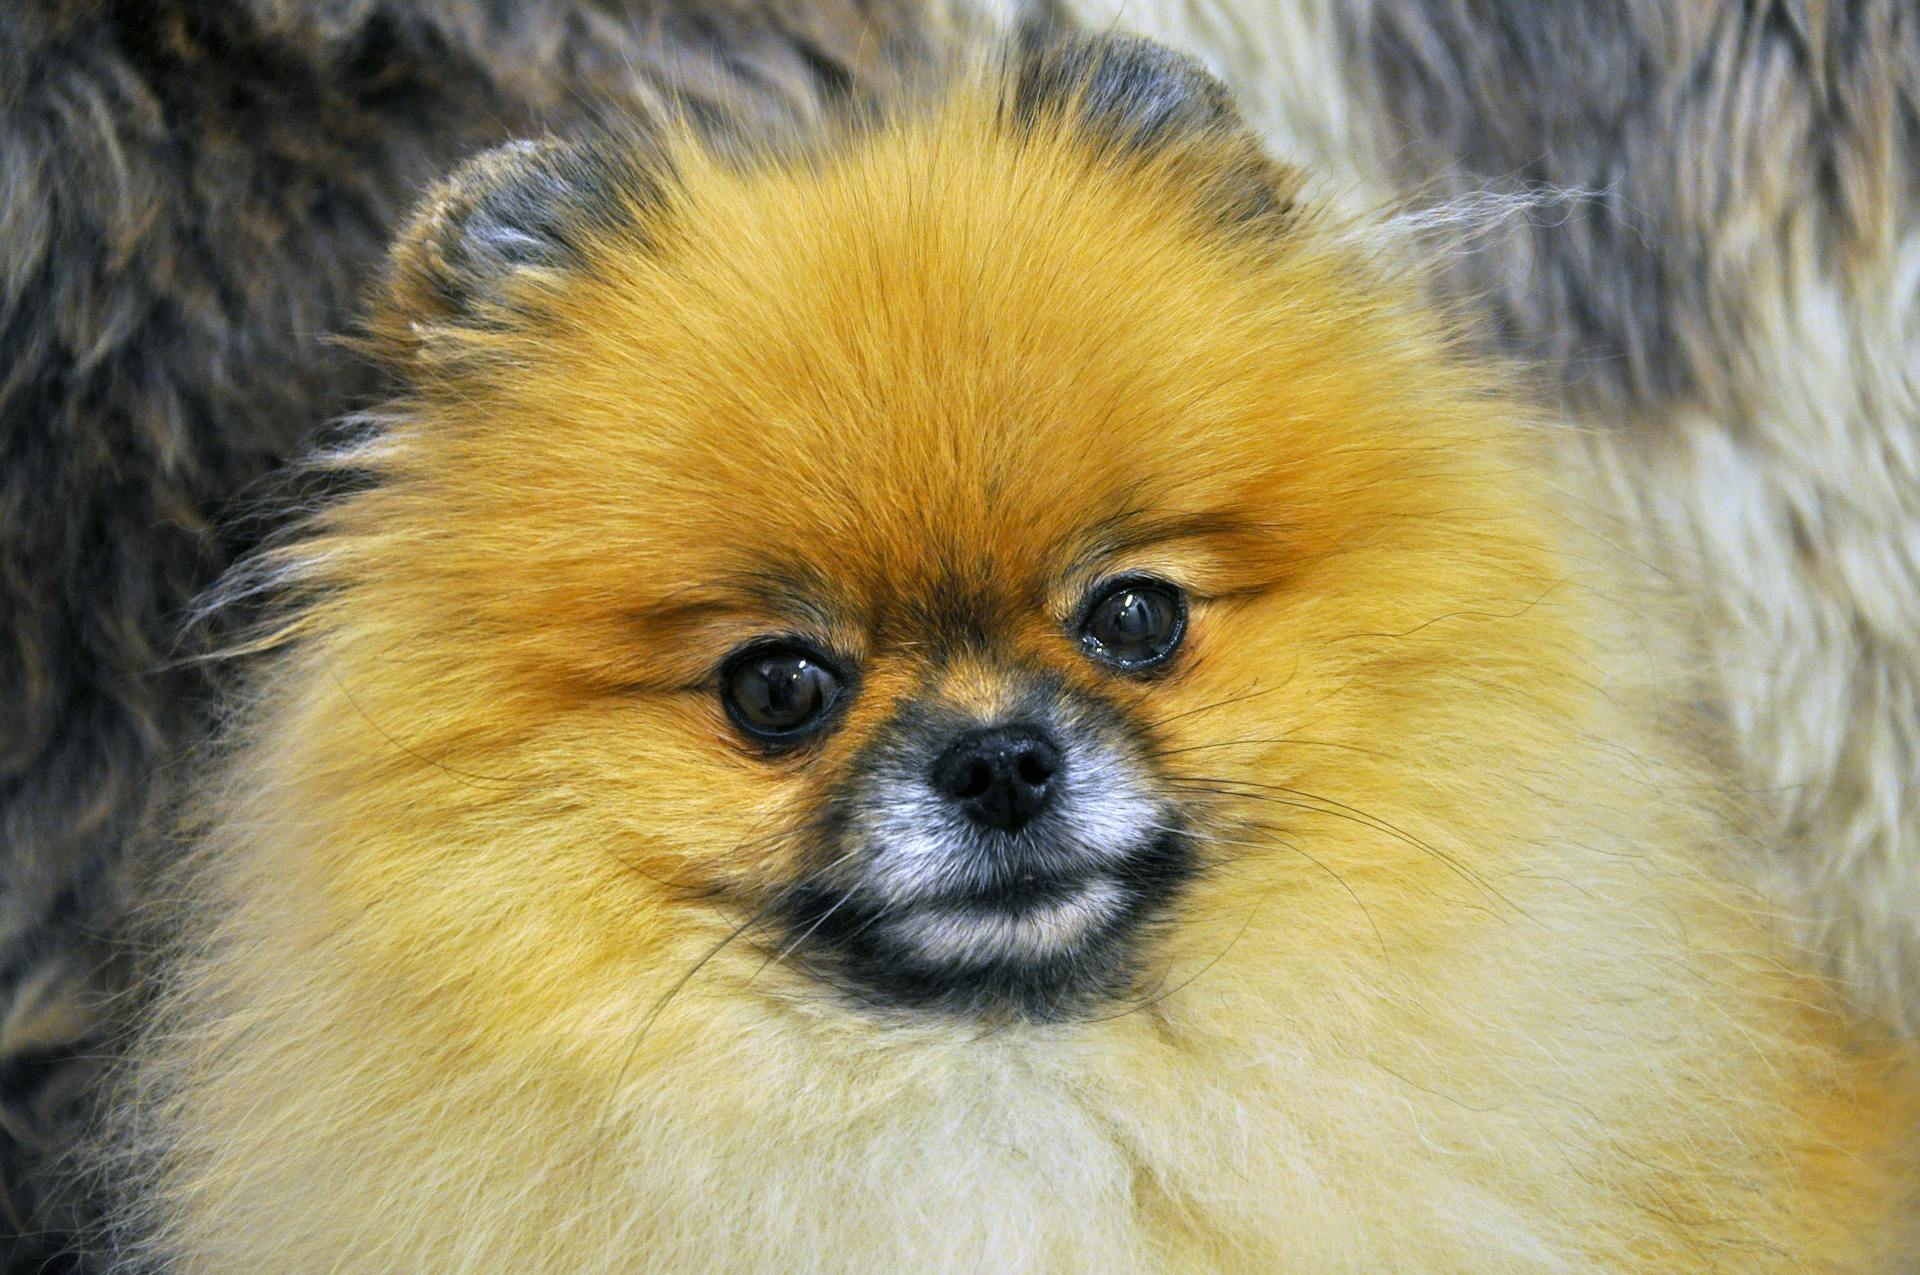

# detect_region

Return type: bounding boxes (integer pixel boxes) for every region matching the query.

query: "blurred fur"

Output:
[1064,0,1920,1033]
[85,36,1917,1272]
[0,0,1014,1262]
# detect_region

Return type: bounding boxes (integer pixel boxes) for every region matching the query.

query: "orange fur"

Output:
[101,44,1916,1272]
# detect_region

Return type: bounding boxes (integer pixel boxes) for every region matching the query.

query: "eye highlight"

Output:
[1077,576,1188,673]
[721,643,844,744]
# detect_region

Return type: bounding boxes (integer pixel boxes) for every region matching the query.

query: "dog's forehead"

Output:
[595,394,1213,617]
[709,506,1076,634]
[626,340,1254,592]
[490,134,1341,626]
[617,492,1265,665]
[539,140,1274,494]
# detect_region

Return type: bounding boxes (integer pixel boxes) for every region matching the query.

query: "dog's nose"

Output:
[930,725,1062,832]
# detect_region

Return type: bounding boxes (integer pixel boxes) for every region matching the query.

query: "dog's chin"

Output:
[780,830,1194,1020]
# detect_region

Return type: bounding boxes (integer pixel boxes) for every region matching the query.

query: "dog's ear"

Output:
[1004,33,1300,233]
[1008,32,1241,151]
[368,137,665,364]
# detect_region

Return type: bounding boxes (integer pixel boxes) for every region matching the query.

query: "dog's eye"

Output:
[1078,577,1187,672]
[722,646,842,742]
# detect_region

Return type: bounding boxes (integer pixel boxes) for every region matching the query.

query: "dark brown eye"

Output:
[1079,576,1187,672]
[722,645,842,743]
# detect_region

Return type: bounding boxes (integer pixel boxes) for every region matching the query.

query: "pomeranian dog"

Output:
[91,33,1915,1273]
[1061,0,1920,1034]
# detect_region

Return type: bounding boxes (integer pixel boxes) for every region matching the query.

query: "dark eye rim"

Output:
[1074,573,1189,674]
[717,637,852,749]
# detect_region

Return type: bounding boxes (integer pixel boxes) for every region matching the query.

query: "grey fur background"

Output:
[0,1,1011,1266]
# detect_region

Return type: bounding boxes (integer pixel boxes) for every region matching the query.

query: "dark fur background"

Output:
[0,2,1012,1265]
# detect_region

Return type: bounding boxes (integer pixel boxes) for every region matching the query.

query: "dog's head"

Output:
[254,37,1567,1035]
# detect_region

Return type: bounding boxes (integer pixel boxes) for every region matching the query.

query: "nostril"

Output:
[955,760,993,800]
[1015,749,1055,787]
[929,724,1065,831]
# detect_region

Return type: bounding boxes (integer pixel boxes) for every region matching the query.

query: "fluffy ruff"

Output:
[90,37,1914,1273]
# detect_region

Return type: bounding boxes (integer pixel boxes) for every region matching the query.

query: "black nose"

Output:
[930,725,1062,832]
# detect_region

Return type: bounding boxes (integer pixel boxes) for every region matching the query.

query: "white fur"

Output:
[850,738,1163,905]
[890,878,1124,963]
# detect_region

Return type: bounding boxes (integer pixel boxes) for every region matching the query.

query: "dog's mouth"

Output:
[778,831,1193,1019]
[881,873,1129,965]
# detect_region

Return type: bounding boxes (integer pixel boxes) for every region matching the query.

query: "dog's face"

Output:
[287,40,1569,1037]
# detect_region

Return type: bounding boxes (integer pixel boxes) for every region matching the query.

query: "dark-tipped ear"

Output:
[1010,33,1239,150]
[1005,33,1299,232]
[369,137,660,361]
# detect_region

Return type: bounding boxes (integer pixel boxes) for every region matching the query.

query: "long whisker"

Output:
[1138,681,1289,731]
[592,820,857,1142]
[748,849,877,981]
[1169,776,1514,914]
[1154,735,1390,760]
[1147,817,1387,956]
[1085,879,1276,1026]
[598,808,835,895]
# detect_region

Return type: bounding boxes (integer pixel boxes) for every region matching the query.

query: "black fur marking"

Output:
[1006,33,1297,234]
[783,829,1193,1021]
[886,566,1013,667]
[414,139,670,328]
[782,676,1197,1021]
[1009,32,1239,152]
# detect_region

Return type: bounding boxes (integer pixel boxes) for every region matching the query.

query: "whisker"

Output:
[593,903,777,1144]
[592,822,862,1142]
[323,656,520,788]
[749,857,874,981]
[598,809,838,895]
[1169,776,1515,914]
[1086,882,1275,1025]
[1154,735,1390,760]
[1323,581,1568,644]
[1139,681,1289,731]
[1147,818,1387,956]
